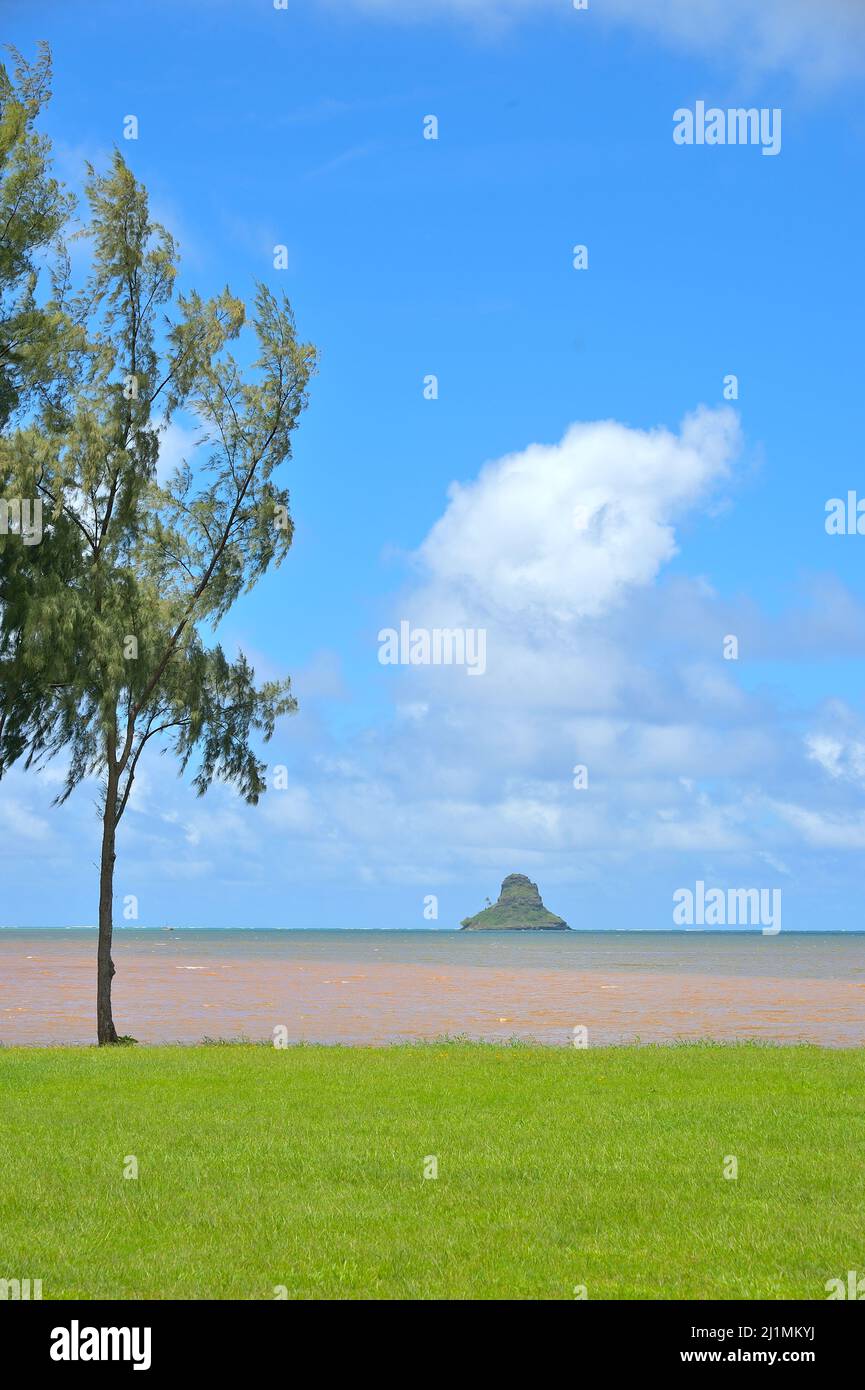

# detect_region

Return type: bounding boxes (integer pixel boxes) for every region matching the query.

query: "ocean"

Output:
[1,928,864,1046]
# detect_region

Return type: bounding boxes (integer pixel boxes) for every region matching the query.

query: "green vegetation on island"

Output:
[460,873,570,930]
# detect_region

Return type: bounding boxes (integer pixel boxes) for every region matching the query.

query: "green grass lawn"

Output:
[1,1041,863,1300]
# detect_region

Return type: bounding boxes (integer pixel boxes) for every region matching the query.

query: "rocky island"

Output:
[460,874,570,931]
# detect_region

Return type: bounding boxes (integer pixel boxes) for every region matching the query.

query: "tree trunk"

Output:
[97,766,120,1045]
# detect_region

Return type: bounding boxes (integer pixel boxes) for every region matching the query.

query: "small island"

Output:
[460,874,570,931]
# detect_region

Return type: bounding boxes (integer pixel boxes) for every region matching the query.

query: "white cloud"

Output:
[320,0,865,84]
[415,407,740,624]
[156,419,203,485]
[0,798,49,843]
[805,706,865,784]
[772,802,865,850]
[603,0,865,86]
[353,405,774,864]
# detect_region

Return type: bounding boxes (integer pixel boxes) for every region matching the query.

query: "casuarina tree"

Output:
[0,68,316,1042]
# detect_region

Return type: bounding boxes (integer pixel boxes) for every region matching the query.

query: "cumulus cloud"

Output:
[368,407,773,838]
[415,407,740,624]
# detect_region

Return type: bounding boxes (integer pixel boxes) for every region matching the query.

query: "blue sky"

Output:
[3,0,865,930]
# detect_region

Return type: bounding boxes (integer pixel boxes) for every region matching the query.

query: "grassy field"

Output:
[1,1041,863,1300]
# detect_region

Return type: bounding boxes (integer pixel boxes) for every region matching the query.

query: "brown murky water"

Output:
[1,930,864,1046]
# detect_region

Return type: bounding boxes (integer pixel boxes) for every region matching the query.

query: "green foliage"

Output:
[461,873,570,930]
[0,42,76,430]
[1,120,316,816]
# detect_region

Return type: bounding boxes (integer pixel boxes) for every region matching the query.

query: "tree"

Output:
[0,135,316,1042]
[0,44,81,828]
[0,43,75,430]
